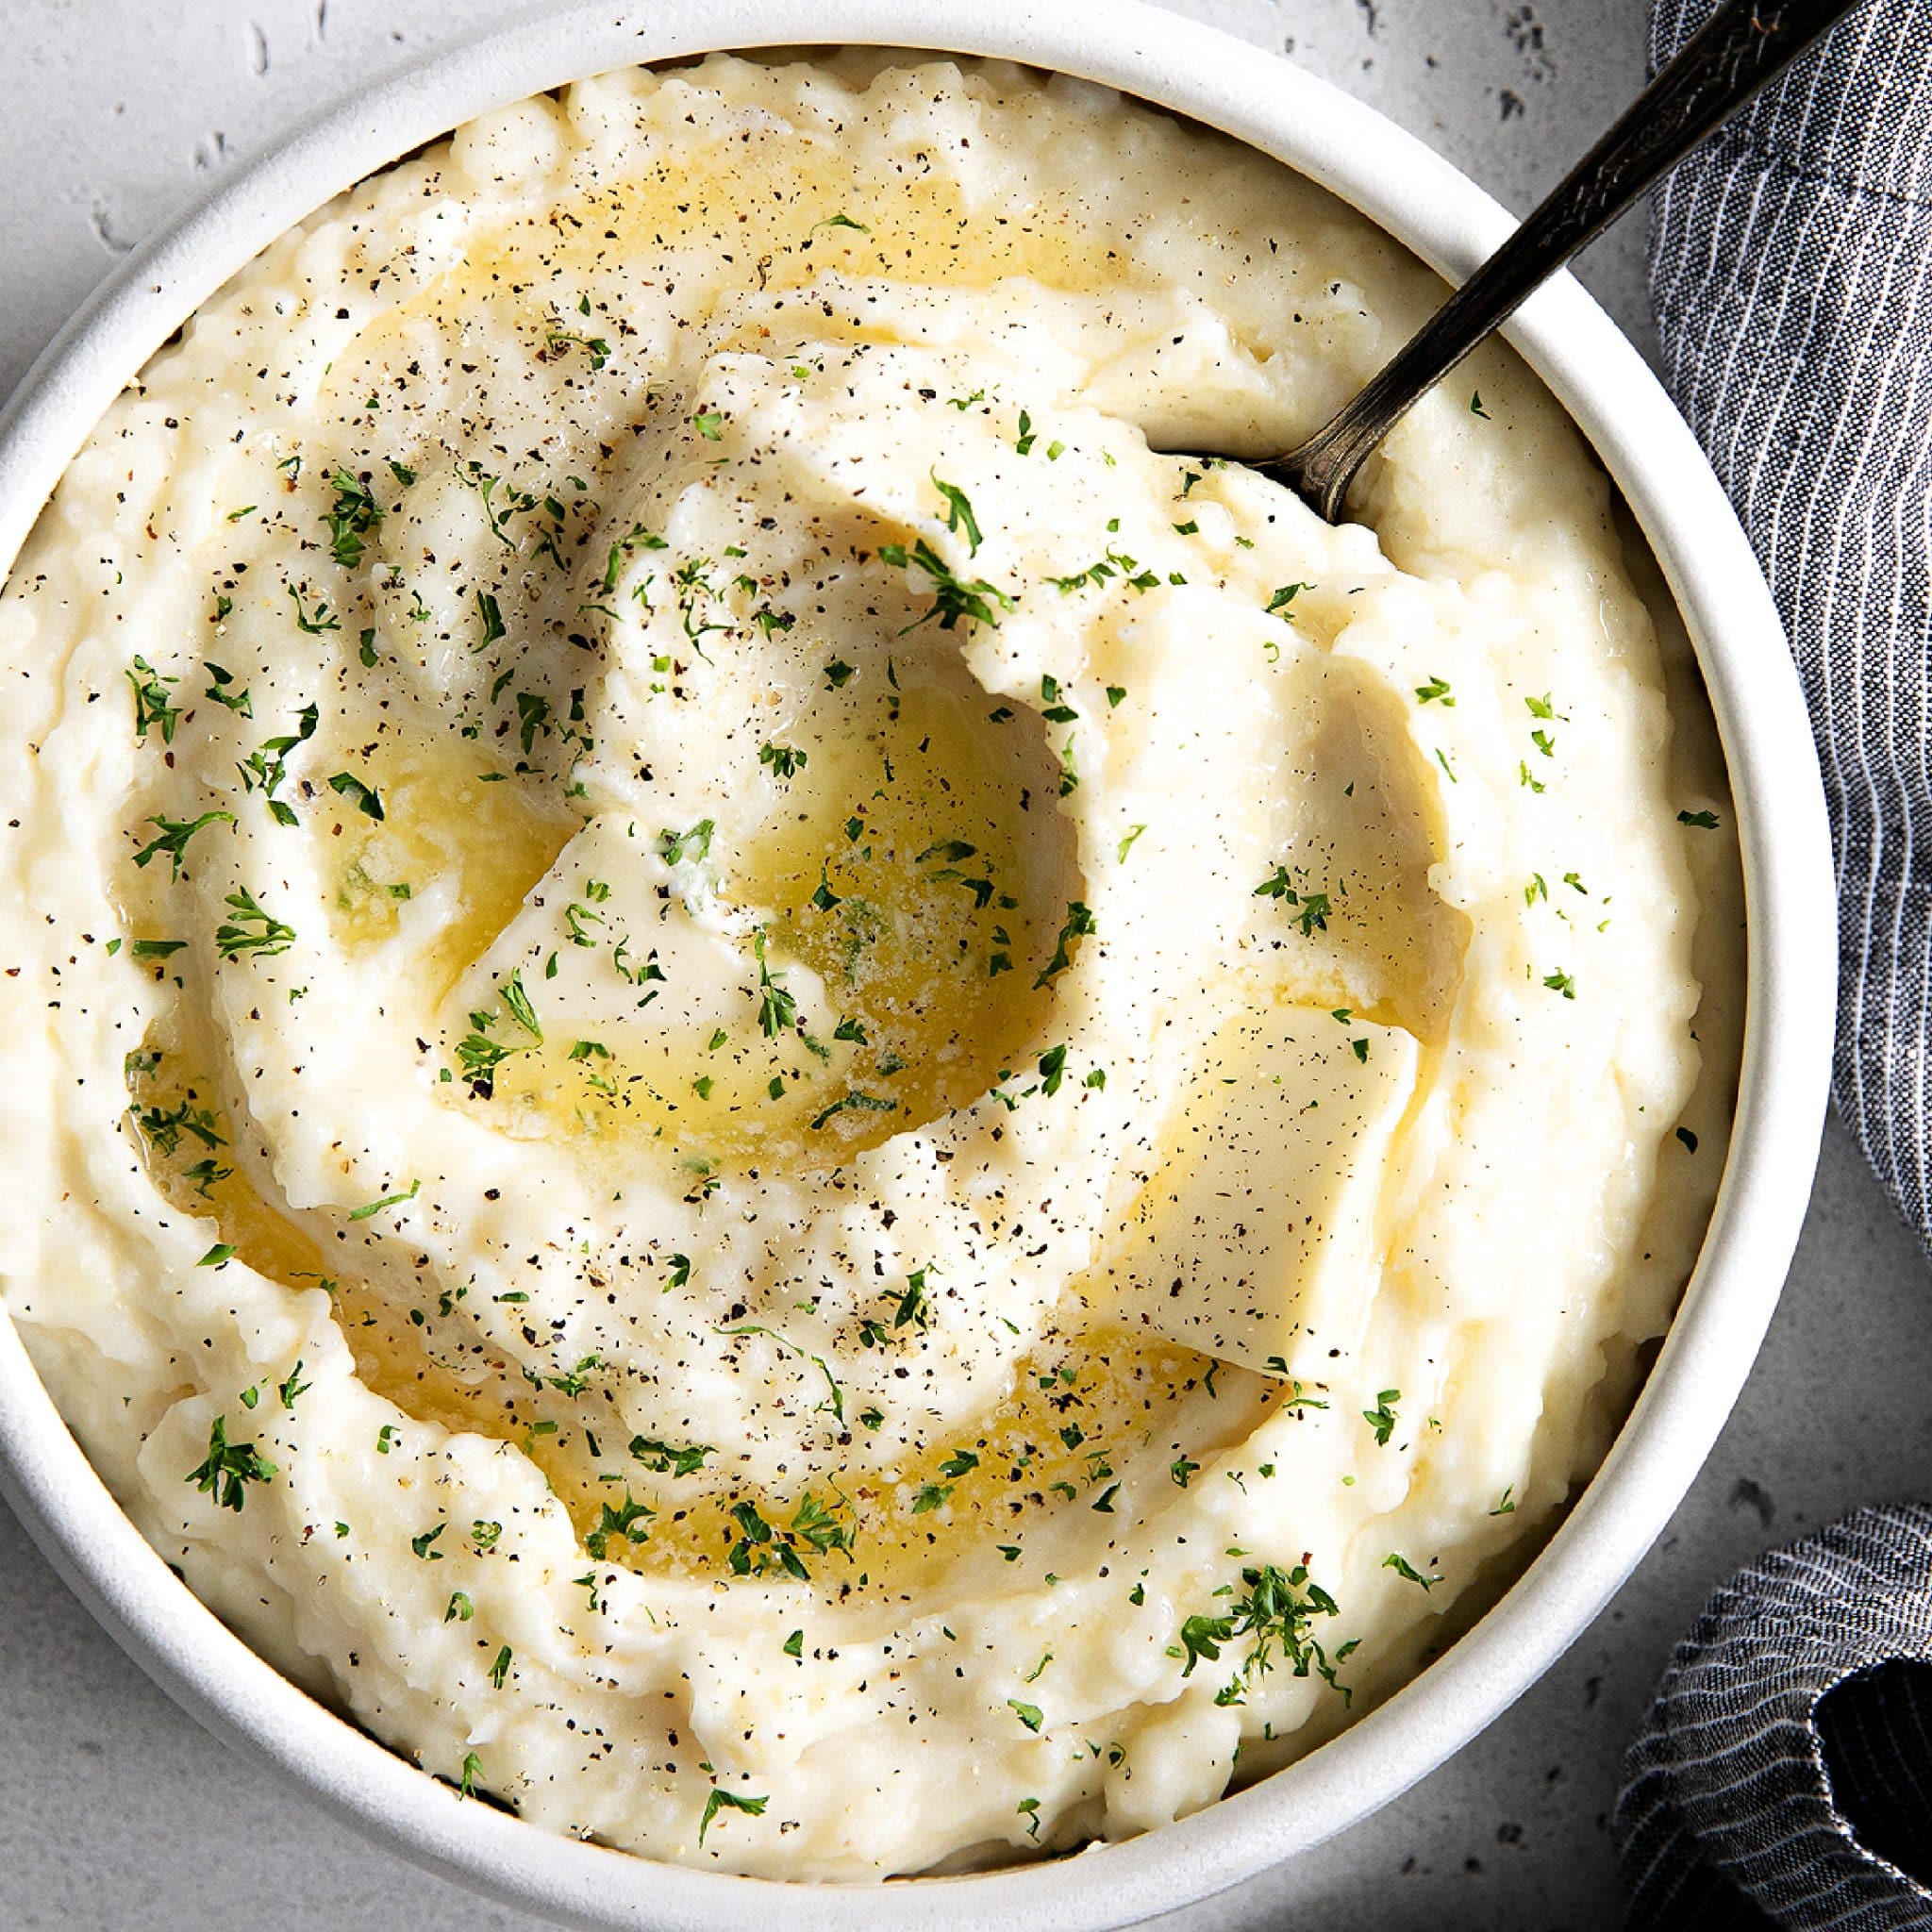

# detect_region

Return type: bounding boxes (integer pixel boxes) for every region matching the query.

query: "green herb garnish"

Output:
[185,1415,277,1511]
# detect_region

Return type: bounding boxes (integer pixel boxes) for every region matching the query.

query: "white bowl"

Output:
[0,2,1835,1926]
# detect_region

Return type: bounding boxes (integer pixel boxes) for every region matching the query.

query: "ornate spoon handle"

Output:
[1273,0,1867,522]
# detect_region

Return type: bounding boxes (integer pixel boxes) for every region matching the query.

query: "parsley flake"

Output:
[185,1415,276,1511]
[135,811,233,880]
[698,1787,768,1845]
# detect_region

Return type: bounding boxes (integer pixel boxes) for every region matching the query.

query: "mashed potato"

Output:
[0,53,1741,1877]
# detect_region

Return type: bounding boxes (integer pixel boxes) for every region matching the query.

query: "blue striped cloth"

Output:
[1615,1,1932,1923]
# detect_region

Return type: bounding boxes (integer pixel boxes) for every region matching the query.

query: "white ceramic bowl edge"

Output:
[0,4,1835,1927]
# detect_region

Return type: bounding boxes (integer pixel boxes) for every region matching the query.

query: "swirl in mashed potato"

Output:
[0,54,1741,1877]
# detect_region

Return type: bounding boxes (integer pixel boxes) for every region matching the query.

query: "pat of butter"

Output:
[443,811,846,1053]
[446,813,747,1036]
[1107,1007,1418,1377]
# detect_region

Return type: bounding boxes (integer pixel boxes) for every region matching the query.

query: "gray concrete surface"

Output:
[0,4,1918,1928]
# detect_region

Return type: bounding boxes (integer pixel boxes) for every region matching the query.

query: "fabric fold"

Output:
[1617,1507,1932,1926]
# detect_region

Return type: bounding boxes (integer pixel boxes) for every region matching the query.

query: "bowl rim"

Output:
[0,2,1836,1927]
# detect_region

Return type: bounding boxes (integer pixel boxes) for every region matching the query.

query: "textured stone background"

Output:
[1,5,1922,1928]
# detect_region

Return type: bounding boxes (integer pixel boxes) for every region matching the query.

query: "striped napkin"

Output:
[1615,0,1932,1924]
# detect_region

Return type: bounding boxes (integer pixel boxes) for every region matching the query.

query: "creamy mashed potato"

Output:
[0,54,1742,1878]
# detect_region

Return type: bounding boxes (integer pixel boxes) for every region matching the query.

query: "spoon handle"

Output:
[1275,0,1867,522]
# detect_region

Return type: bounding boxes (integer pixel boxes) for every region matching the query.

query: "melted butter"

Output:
[544,1324,1229,1603]
[326,749,579,999]
[126,1046,561,1442]
[338,111,1124,428]
[730,654,1072,1152]
[446,161,1124,322]
[129,1045,1234,1600]
[476,644,1076,1169]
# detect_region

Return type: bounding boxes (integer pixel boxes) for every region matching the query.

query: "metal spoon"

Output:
[1245,0,1866,523]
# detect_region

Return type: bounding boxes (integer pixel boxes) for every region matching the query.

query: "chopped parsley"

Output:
[629,1436,713,1478]
[758,741,808,780]
[347,1178,420,1221]
[1363,1390,1401,1446]
[134,810,232,879]
[1040,674,1079,724]
[185,1415,277,1511]
[456,970,543,1096]
[238,703,318,825]
[808,1091,896,1131]
[1033,900,1095,990]
[754,929,797,1036]
[544,325,612,370]
[1174,1562,1350,1702]
[586,1491,656,1559]
[1255,866,1331,935]
[1176,1613,1230,1676]
[893,1270,932,1332]
[1050,548,1158,595]
[725,1491,854,1581]
[214,887,295,959]
[127,657,181,742]
[1384,1552,1441,1590]
[203,663,252,715]
[930,474,983,556]
[515,691,550,755]
[879,537,1013,633]
[658,819,715,868]
[322,467,383,570]
[698,1786,768,1845]
[327,772,384,821]
[474,590,507,651]
[287,585,341,634]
